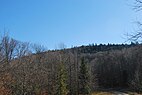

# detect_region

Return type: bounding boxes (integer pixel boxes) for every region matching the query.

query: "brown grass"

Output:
[91,91,113,95]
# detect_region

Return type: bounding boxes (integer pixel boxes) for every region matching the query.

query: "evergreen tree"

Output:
[56,63,68,95]
[79,57,91,95]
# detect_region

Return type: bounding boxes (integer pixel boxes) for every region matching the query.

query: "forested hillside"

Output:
[0,34,142,95]
[69,43,137,53]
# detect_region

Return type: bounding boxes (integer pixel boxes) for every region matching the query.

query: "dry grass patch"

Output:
[91,91,113,95]
[127,92,142,95]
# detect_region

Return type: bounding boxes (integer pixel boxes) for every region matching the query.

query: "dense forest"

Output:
[0,0,142,94]
[0,34,142,95]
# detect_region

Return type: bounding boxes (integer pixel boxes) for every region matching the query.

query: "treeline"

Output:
[0,34,142,95]
[91,46,142,90]
[69,43,138,54]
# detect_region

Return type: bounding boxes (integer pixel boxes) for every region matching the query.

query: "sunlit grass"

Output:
[91,91,113,95]
[91,91,142,95]
[127,92,141,95]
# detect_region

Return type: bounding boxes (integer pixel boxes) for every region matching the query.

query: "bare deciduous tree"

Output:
[1,34,18,64]
[134,0,142,11]
[127,0,142,42]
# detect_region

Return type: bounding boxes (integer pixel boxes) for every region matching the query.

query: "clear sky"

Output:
[0,0,141,49]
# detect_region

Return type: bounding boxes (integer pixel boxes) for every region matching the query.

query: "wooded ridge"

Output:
[0,34,142,95]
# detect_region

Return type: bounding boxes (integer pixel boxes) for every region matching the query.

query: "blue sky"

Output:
[0,0,141,49]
